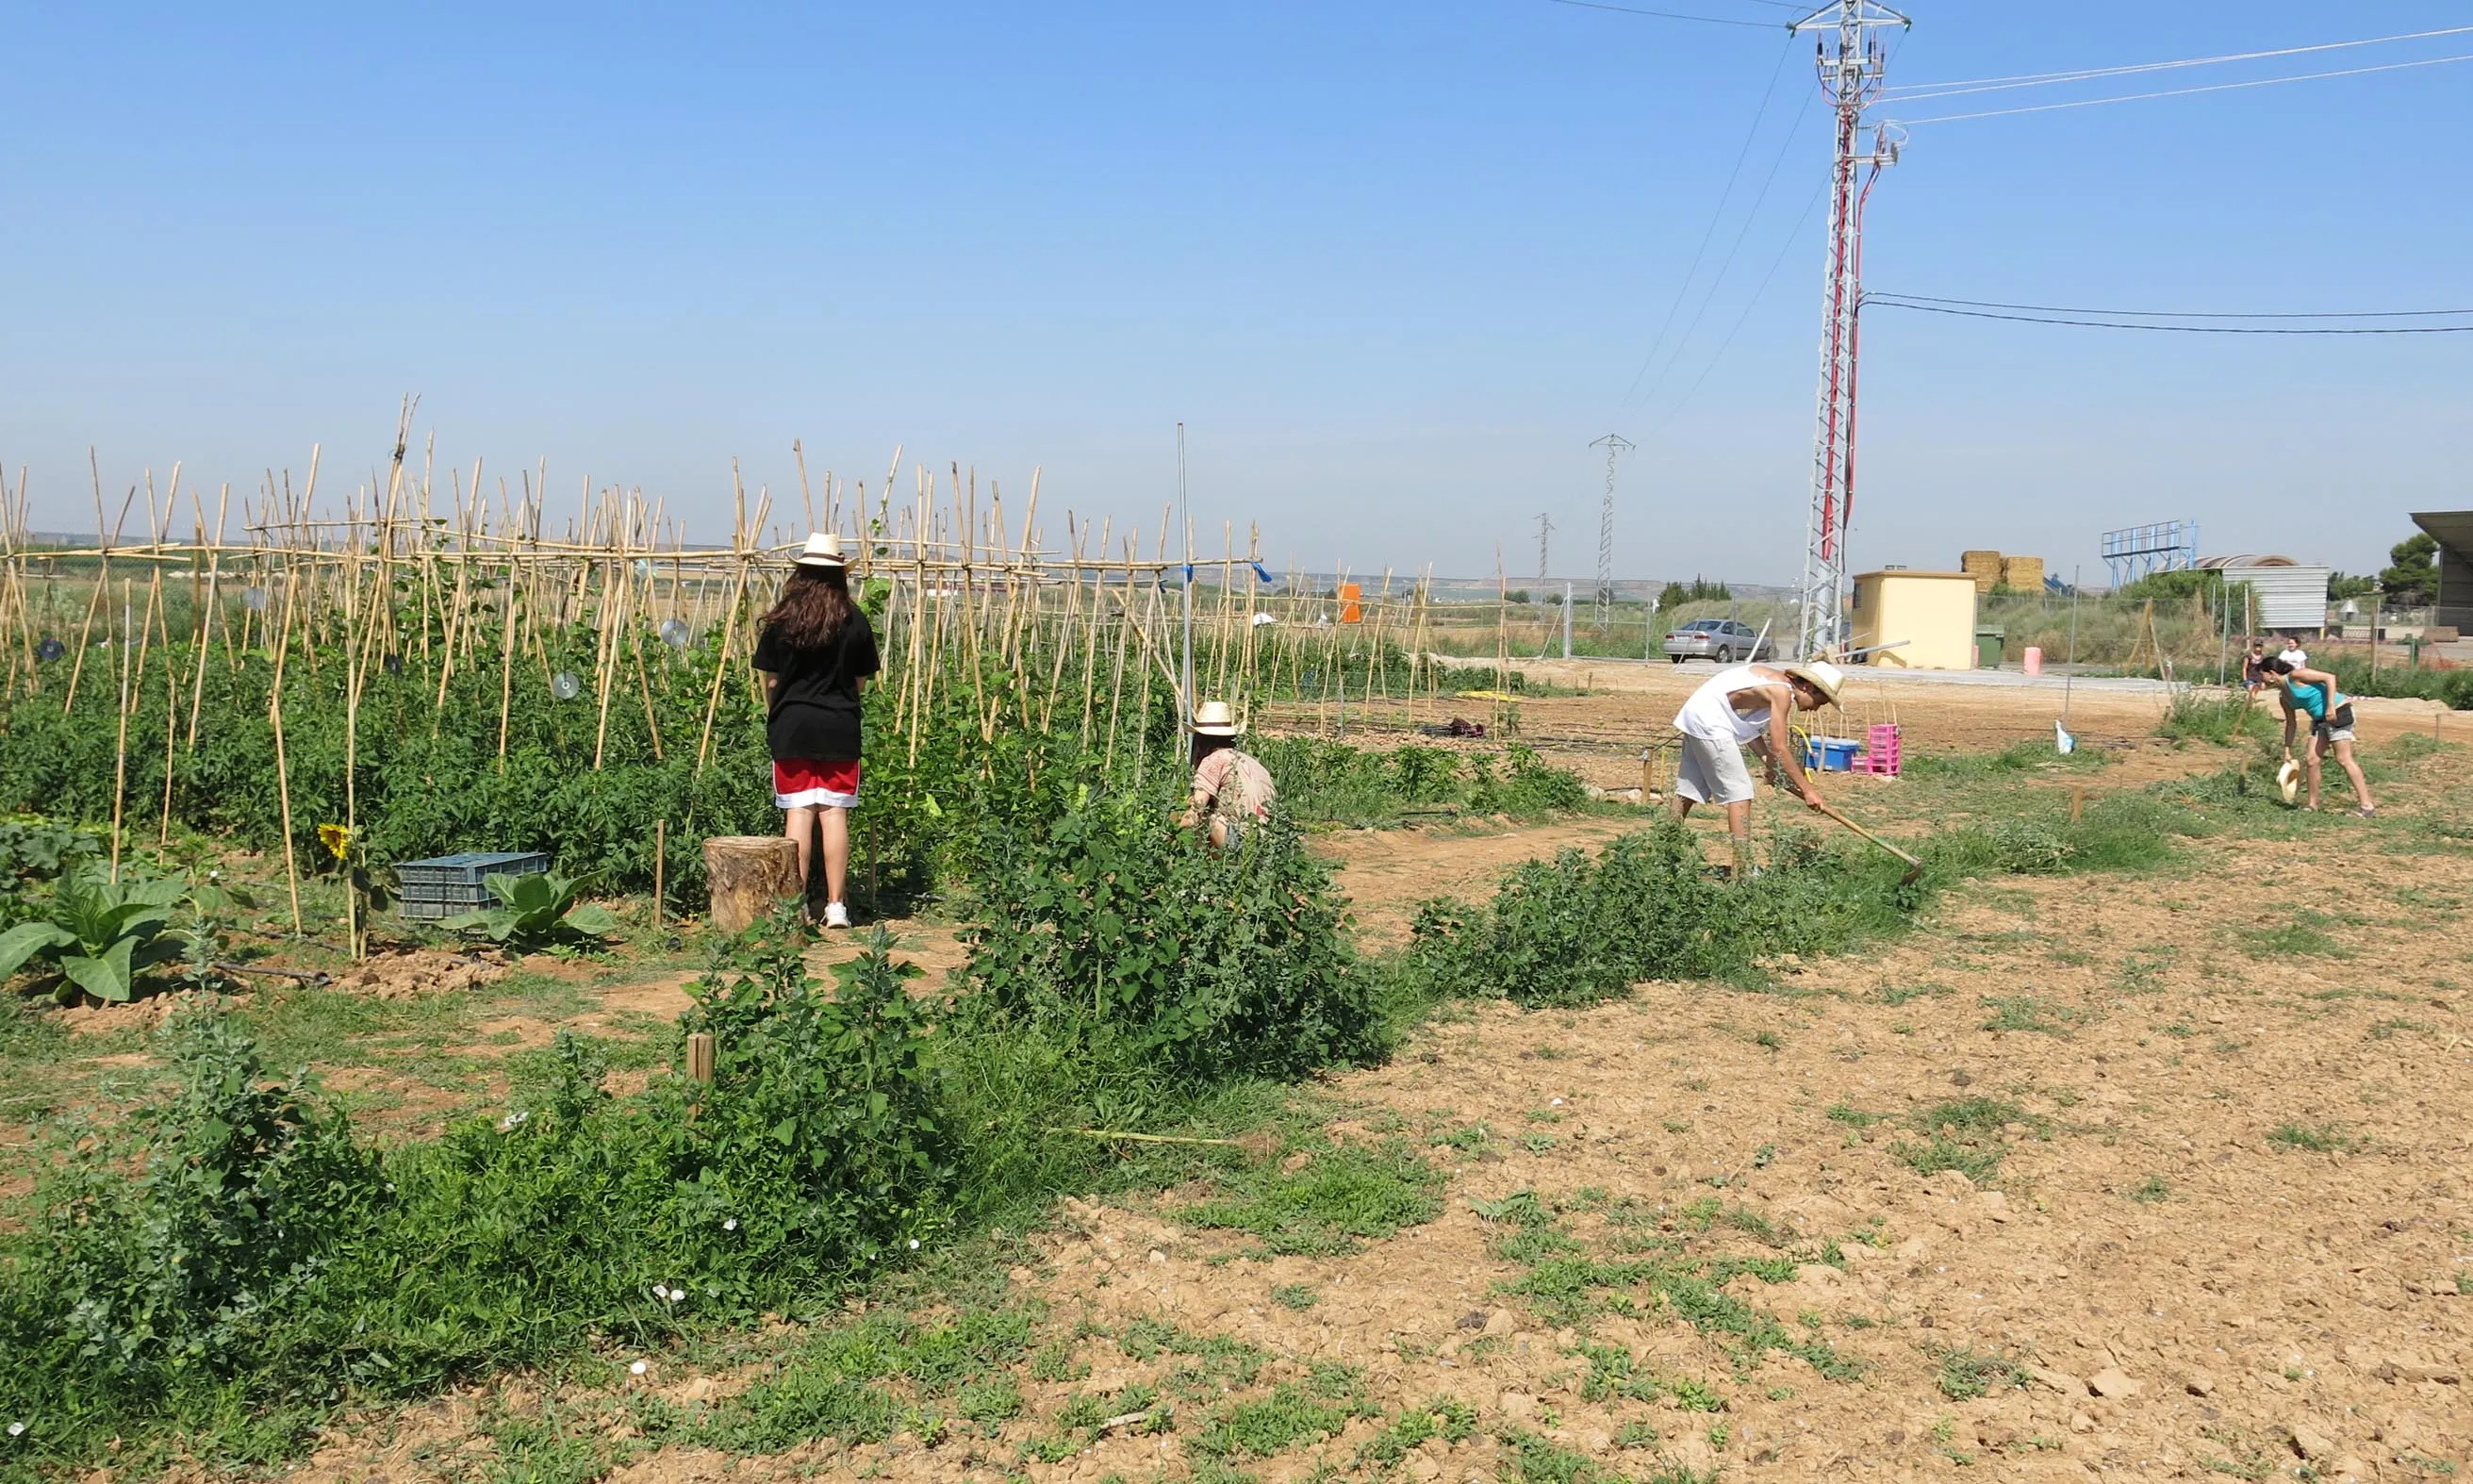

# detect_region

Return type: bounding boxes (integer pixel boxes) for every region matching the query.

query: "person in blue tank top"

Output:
[2261,659,2376,816]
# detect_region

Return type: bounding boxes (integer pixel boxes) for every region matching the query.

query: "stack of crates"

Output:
[395,851,551,920]
[1860,723,1903,778]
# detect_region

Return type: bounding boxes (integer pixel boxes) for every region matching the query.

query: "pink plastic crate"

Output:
[1860,723,1902,777]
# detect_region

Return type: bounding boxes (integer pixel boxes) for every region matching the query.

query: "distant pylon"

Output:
[1536,513,1555,589]
[1589,434,1633,632]
[1791,0,1909,660]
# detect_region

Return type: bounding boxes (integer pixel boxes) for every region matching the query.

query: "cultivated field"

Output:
[5,668,2465,1484]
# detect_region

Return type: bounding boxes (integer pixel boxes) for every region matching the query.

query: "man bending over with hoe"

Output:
[1670,659,1845,876]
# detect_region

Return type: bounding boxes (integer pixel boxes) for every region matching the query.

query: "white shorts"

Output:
[1674,734,1756,806]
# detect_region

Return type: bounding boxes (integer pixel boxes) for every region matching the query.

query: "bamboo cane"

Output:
[108,581,137,877]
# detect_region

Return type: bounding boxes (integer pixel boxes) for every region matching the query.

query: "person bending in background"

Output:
[1180,701,1277,849]
[752,533,880,927]
[1669,659,1844,876]
[2261,658,2376,817]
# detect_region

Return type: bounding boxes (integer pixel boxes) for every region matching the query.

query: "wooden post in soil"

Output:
[692,536,752,775]
[108,581,135,878]
[269,570,305,934]
[701,835,801,935]
[1104,539,1137,776]
[186,482,231,748]
[1077,519,1109,749]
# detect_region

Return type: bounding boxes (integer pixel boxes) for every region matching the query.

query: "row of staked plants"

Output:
[0,593,1589,916]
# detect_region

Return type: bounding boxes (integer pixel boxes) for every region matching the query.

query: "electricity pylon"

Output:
[1589,434,1633,633]
[1791,0,1909,660]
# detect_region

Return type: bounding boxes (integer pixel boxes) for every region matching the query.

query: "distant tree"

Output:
[2115,569,2222,603]
[1505,589,1531,604]
[1656,577,1733,614]
[2327,571,2380,602]
[2378,533,2439,604]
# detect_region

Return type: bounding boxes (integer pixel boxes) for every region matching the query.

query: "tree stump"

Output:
[702,835,800,934]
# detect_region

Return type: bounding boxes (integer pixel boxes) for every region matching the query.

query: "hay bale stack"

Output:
[1960,550,2005,594]
[2001,555,2045,592]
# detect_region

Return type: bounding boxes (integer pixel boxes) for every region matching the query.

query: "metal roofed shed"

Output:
[2413,511,2473,634]
[2197,555,2331,635]
[1849,570,1980,669]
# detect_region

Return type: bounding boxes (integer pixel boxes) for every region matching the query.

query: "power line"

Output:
[1615,41,1796,418]
[1884,24,2473,104]
[1863,297,2473,334]
[1630,73,1818,420]
[1541,0,1779,29]
[1898,51,2473,125]
[1653,179,1831,433]
[1869,292,2473,321]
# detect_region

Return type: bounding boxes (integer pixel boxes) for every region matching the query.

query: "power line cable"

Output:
[1541,0,1779,29]
[1630,77,1818,417]
[1614,41,1796,417]
[1897,51,2473,125]
[1653,178,1833,432]
[1863,297,2473,334]
[1869,292,2473,321]
[1883,24,2473,103]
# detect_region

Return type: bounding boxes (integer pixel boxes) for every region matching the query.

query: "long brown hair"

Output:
[761,567,853,651]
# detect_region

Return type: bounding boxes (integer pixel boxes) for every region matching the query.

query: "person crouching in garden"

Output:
[2261,657,2376,817]
[1179,701,1276,849]
[753,534,880,927]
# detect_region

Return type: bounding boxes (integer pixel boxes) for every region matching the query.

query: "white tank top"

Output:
[1674,665,1779,744]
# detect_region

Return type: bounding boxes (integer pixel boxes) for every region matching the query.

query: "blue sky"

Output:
[4,2,2466,584]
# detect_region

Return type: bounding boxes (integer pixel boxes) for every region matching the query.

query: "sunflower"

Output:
[319,823,353,862]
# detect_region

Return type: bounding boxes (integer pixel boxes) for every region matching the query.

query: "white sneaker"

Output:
[822,901,851,930]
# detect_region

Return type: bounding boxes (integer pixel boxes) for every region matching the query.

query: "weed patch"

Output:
[1179,1140,1444,1255]
[1935,1345,2031,1400]
[1978,994,2077,1033]
[2267,1122,2363,1153]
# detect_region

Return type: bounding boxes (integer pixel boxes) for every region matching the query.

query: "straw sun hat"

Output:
[1785,659,1846,707]
[1191,701,1244,737]
[794,532,846,569]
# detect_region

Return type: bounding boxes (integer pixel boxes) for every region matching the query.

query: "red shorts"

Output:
[773,758,861,809]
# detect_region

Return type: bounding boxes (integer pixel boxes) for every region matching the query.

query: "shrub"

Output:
[0,925,954,1468]
[962,798,1379,1081]
[1399,820,1919,1007]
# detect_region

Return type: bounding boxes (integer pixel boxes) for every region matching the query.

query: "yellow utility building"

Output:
[1849,570,1981,670]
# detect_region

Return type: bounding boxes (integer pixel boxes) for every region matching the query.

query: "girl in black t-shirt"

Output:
[752,533,880,928]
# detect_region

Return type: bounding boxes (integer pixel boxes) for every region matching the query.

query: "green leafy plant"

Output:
[440,870,619,950]
[0,866,188,1003]
[963,797,1378,1080]
[0,816,105,928]
[1401,819,1920,1008]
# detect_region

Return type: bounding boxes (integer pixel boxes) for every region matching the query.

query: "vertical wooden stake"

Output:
[652,817,667,930]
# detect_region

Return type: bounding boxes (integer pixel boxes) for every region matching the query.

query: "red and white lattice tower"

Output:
[1792,1,1908,661]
